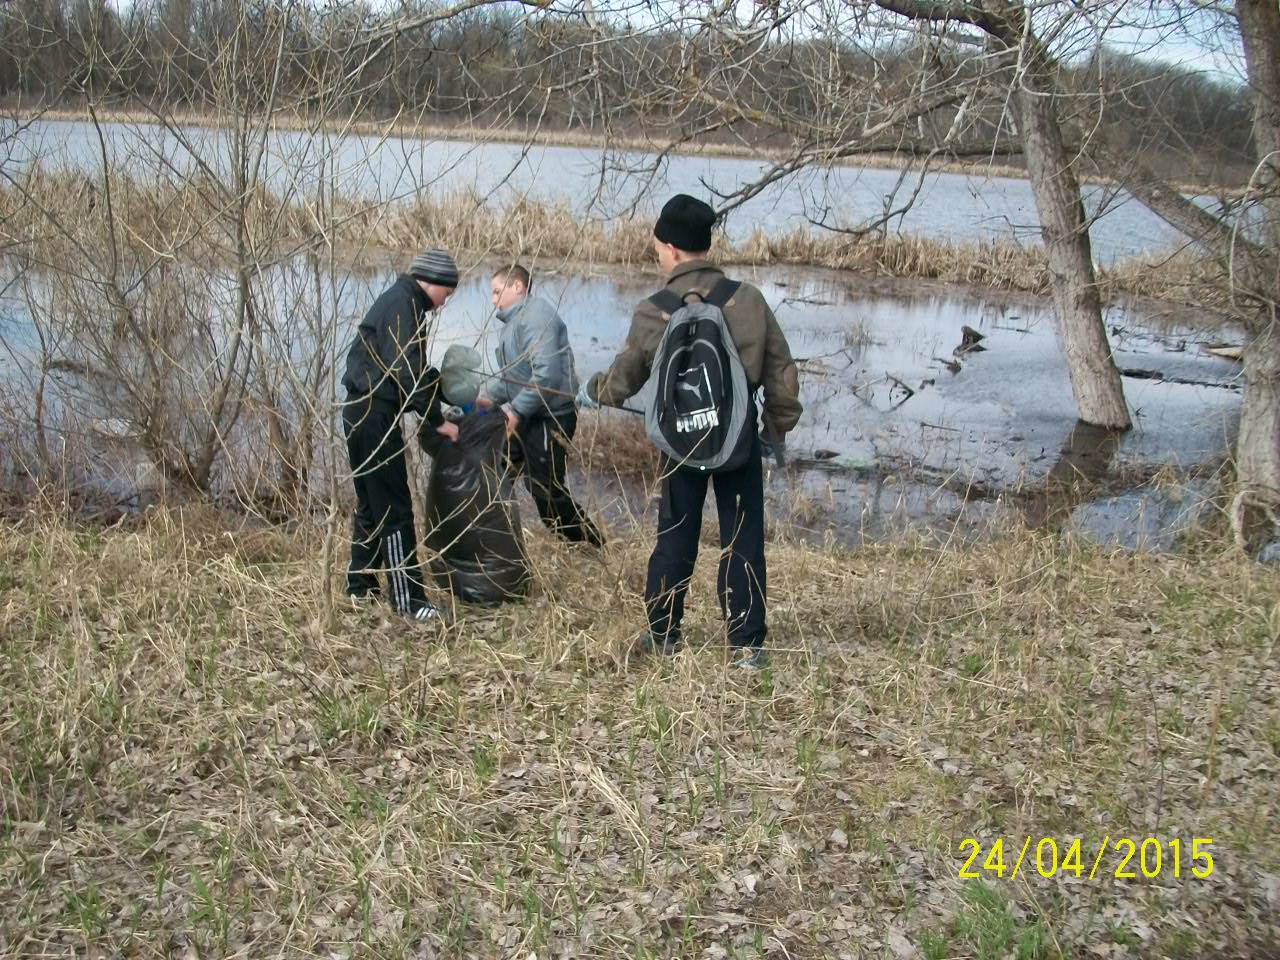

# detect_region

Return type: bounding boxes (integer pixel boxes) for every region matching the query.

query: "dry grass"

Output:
[1100,249,1237,313]
[375,191,662,268]
[1,508,1277,958]
[572,410,662,487]
[740,227,1058,293]
[0,168,317,267]
[741,228,1233,309]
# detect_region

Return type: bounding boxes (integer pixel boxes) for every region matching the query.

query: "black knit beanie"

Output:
[653,194,717,253]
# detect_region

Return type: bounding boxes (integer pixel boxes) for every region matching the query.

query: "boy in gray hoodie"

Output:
[483,265,605,548]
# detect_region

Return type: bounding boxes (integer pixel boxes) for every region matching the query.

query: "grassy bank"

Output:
[1,169,1233,311]
[1,509,1276,957]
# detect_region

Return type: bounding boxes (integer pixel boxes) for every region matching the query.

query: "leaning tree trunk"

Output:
[1014,57,1131,430]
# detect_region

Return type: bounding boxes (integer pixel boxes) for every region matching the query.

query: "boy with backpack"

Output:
[576,194,803,668]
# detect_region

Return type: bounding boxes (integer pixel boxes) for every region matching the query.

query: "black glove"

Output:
[760,437,786,467]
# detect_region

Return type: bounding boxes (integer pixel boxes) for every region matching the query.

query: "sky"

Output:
[860,1,1247,82]
[1081,5,1246,82]
[641,0,1250,84]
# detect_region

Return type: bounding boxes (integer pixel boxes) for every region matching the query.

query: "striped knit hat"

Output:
[408,248,459,287]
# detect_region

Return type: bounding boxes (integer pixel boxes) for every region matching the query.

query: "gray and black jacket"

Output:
[342,274,444,425]
[486,295,579,419]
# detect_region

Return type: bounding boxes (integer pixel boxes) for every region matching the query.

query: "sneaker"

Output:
[638,630,682,656]
[405,601,443,622]
[732,647,769,670]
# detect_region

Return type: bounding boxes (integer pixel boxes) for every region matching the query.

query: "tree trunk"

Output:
[1014,60,1131,430]
[1236,0,1279,251]
[1231,0,1280,549]
[1234,316,1280,547]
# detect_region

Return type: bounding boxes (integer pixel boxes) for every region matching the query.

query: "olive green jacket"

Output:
[585,260,803,440]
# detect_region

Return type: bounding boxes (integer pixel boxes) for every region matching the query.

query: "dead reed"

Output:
[0,169,1228,307]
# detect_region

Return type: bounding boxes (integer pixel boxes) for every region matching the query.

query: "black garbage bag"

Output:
[420,411,530,605]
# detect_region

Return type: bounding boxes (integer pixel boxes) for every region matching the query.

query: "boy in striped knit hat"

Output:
[340,248,460,621]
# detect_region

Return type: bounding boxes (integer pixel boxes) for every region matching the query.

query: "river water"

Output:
[9,119,1216,266]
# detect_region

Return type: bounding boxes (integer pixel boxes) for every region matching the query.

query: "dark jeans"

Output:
[343,396,429,611]
[505,409,606,547]
[646,434,767,649]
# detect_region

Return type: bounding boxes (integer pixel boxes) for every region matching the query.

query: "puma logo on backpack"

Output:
[645,278,754,473]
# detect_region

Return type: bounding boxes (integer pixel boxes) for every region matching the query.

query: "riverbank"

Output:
[1,508,1276,957]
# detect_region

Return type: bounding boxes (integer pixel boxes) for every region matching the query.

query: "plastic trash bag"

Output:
[440,344,482,407]
[420,411,529,605]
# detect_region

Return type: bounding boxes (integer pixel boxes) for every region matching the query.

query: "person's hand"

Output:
[502,404,520,439]
[760,437,786,467]
[576,383,599,410]
[474,396,494,411]
[435,421,459,442]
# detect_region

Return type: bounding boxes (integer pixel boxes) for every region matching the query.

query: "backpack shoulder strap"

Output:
[703,278,741,310]
[647,289,685,316]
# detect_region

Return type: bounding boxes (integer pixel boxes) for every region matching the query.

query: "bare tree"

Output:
[1098,0,1279,552]
[870,2,1131,430]
[599,0,1134,429]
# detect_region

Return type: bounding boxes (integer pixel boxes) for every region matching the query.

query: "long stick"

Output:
[459,367,784,467]
[462,367,646,416]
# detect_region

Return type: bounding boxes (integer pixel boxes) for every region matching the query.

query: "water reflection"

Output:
[1015,421,1126,526]
[1046,421,1125,492]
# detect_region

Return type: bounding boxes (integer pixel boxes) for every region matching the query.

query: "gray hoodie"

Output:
[487,295,580,419]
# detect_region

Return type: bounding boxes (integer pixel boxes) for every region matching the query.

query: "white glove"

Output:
[576,383,599,410]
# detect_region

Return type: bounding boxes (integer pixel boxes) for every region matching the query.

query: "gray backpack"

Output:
[645,279,754,473]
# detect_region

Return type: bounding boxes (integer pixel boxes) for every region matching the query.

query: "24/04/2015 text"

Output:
[958,837,1214,881]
